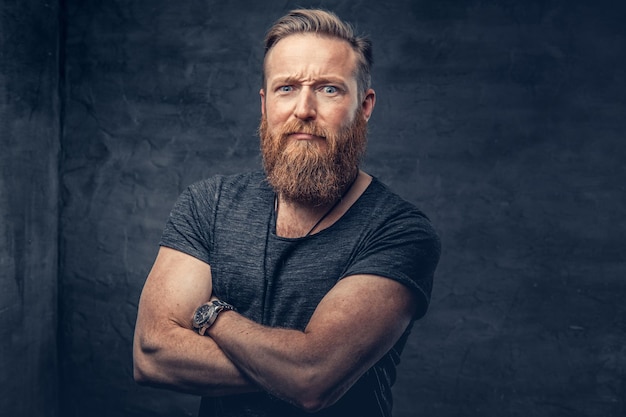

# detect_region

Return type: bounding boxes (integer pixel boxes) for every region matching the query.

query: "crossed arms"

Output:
[133,246,417,412]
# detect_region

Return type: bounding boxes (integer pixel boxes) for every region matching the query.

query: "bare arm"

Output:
[132,246,258,396]
[206,274,417,412]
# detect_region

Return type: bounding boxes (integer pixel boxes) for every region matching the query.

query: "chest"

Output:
[210,218,358,329]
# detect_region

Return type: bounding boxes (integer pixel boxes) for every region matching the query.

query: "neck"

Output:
[274,170,368,238]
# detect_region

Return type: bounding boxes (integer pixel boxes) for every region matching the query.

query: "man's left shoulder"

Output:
[366,178,435,224]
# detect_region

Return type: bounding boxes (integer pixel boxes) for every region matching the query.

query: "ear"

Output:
[260,89,266,118]
[361,88,376,121]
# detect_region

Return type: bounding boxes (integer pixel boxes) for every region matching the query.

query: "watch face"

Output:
[193,304,213,326]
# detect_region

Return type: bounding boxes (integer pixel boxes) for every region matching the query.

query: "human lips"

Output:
[288,132,325,141]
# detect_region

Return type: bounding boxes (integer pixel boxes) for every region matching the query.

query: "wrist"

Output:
[192,299,236,336]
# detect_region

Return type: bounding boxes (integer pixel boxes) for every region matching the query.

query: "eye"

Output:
[278,85,293,93]
[321,85,338,95]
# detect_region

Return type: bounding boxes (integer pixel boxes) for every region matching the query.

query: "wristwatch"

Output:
[192,300,236,335]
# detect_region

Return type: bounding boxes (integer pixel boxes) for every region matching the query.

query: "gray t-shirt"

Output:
[160,171,440,417]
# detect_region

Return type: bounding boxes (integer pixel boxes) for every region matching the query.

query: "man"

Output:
[133,8,440,417]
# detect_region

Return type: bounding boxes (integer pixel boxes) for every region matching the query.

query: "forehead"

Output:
[264,34,358,84]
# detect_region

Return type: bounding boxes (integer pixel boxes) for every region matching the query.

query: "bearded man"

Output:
[133,8,440,417]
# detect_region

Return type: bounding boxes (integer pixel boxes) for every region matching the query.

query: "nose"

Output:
[294,88,316,121]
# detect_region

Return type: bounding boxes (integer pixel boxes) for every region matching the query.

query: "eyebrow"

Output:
[270,76,349,89]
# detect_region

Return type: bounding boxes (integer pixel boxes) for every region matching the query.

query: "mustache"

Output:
[278,120,330,139]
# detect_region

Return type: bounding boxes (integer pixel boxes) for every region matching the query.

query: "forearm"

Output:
[206,311,359,411]
[133,321,259,397]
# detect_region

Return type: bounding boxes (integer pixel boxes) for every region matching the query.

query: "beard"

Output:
[259,109,368,206]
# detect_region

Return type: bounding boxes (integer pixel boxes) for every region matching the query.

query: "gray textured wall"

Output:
[1,0,624,416]
[60,1,626,416]
[0,1,60,416]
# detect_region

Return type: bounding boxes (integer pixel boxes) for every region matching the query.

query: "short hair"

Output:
[263,9,373,95]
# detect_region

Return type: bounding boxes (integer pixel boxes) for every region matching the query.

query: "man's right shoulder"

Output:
[186,171,267,194]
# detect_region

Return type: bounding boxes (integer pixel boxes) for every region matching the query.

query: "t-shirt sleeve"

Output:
[342,208,441,320]
[159,181,216,265]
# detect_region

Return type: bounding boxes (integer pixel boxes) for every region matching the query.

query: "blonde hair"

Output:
[263,9,373,95]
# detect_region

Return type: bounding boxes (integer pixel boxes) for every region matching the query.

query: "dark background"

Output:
[1,0,625,416]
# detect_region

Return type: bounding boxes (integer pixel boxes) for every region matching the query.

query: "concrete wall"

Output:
[0,1,60,416]
[60,1,626,416]
[1,0,624,416]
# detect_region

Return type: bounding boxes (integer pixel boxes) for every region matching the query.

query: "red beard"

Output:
[259,110,368,206]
